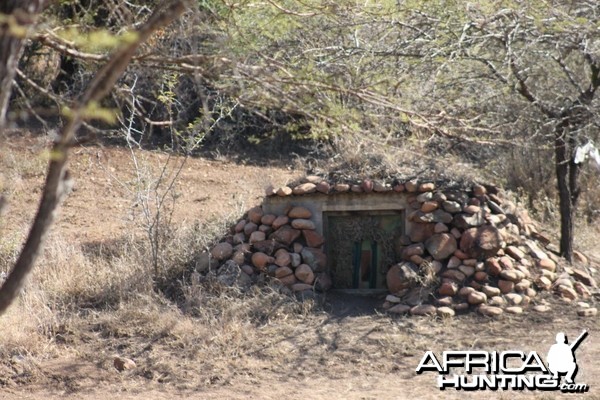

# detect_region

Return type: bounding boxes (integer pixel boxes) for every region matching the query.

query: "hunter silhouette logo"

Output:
[547,330,588,385]
[416,330,589,393]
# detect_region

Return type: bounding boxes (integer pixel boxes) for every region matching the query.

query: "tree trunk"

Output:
[0,0,48,130]
[554,125,579,262]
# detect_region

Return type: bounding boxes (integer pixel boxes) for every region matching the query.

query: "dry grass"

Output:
[1,132,599,399]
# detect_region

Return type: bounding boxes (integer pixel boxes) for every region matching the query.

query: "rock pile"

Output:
[203,204,331,298]
[203,176,597,318]
[380,182,597,318]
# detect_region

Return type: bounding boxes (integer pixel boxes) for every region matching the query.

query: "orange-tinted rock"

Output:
[292,183,317,195]
[291,219,316,230]
[498,279,515,294]
[251,252,273,270]
[271,215,289,230]
[295,264,315,284]
[276,186,293,196]
[247,206,264,224]
[288,206,312,219]
[275,266,293,278]
[270,225,301,246]
[302,230,324,248]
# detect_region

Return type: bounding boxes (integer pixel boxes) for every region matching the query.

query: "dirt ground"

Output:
[1,132,599,400]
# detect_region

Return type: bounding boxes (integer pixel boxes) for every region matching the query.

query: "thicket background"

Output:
[7,0,600,230]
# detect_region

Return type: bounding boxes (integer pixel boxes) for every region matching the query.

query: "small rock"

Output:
[304,175,323,184]
[498,280,515,294]
[241,264,254,275]
[438,282,458,296]
[458,265,475,277]
[447,256,461,269]
[577,307,597,317]
[361,179,374,193]
[505,306,523,314]
[232,232,246,244]
[291,283,313,291]
[316,181,331,194]
[291,219,316,230]
[271,215,289,230]
[437,297,454,307]
[474,271,488,282]
[386,294,402,303]
[574,281,592,298]
[441,269,466,282]
[292,183,317,195]
[387,262,419,293]
[302,230,325,248]
[275,266,293,278]
[421,201,439,213]
[425,233,457,260]
[472,184,487,196]
[467,291,487,305]
[270,225,301,246]
[211,242,233,260]
[538,259,556,272]
[489,296,506,306]
[486,258,502,276]
[274,249,292,267]
[481,285,501,297]
[535,276,552,291]
[571,268,597,287]
[434,223,448,233]
[251,252,273,270]
[463,205,481,214]
[279,274,297,286]
[410,304,437,316]
[276,186,293,196]
[573,250,589,265]
[436,307,455,318]
[249,231,266,244]
[458,286,476,298]
[288,206,312,219]
[114,356,136,372]
[247,206,264,224]
[419,182,435,192]
[234,219,246,233]
[533,305,551,313]
[442,201,462,213]
[478,305,503,317]
[333,183,350,192]
[505,246,525,261]
[416,192,434,202]
[261,214,277,226]
[499,269,521,283]
[505,293,523,305]
[295,264,315,284]
[405,180,418,192]
[557,285,578,301]
[243,222,258,236]
[389,304,411,314]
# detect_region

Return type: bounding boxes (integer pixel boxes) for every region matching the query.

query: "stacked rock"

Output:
[210,176,597,317]
[209,204,330,296]
[384,182,597,318]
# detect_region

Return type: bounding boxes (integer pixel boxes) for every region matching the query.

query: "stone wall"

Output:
[202,175,597,318]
